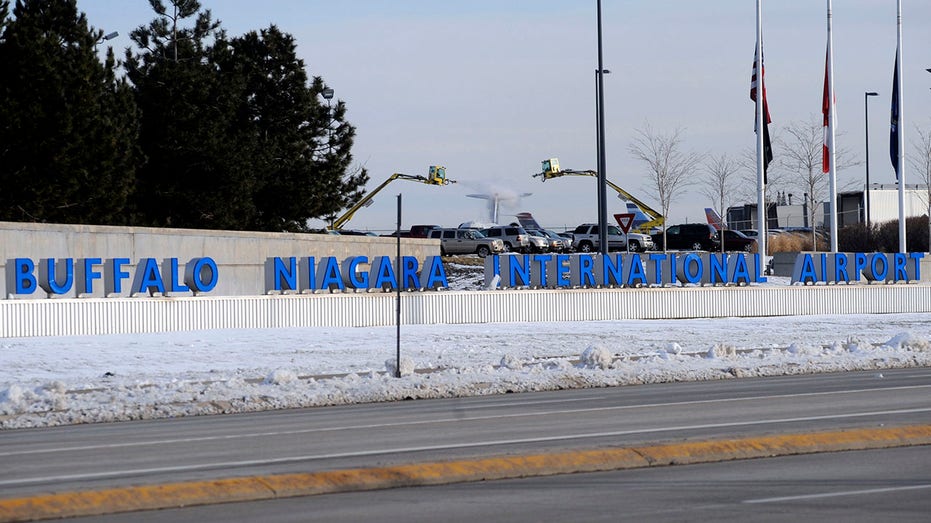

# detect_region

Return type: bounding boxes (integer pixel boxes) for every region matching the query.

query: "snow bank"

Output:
[1,315,930,430]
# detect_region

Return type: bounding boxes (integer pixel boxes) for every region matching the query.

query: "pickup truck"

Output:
[380,224,440,238]
[571,223,654,253]
[428,228,505,257]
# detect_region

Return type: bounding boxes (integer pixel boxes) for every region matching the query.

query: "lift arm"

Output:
[330,166,454,230]
[532,158,664,233]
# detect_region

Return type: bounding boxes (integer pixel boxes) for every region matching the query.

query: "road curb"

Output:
[2,424,930,522]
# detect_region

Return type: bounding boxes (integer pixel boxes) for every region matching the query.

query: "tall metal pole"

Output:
[395,193,402,378]
[755,0,767,263]
[895,0,907,253]
[826,0,839,252]
[596,0,608,256]
[595,69,600,196]
[864,91,878,237]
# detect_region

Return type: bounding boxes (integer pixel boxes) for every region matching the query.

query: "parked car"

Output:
[526,229,567,253]
[336,229,378,236]
[481,225,531,253]
[409,224,441,238]
[571,223,654,252]
[428,228,505,257]
[537,229,573,252]
[714,229,757,252]
[526,231,550,253]
[652,223,718,251]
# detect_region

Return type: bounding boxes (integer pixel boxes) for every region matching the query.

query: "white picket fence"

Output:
[2,284,930,338]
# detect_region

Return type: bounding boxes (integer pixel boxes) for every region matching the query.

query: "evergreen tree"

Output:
[0,0,139,224]
[125,0,258,230]
[221,26,368,232]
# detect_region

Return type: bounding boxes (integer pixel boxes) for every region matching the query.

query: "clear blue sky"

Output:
[78,0,931,232]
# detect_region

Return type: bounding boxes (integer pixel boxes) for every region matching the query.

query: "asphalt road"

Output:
[79,445,931,523]
[2,367,929,502]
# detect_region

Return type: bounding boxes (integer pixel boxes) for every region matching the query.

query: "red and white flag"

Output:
[750,48,773,181]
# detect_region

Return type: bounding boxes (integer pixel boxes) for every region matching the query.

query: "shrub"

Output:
[838,216,928,253]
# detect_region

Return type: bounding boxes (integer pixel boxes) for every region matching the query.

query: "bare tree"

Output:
[908,123,931,251]
[778,115,861,248]
[629,124,703,252]
[702,153,741,251]
[737,126,788,208]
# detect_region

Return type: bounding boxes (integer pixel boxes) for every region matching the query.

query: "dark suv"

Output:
[714,229,757,252]
[652,223,718,251]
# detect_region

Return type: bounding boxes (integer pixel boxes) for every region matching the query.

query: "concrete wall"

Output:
[0,221,439,299]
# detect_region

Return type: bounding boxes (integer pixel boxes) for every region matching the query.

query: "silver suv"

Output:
[429,228,505,257]
[481,225,531,253]
[571,223,654,253]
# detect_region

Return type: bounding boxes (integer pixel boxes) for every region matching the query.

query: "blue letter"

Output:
[109,258,131,295]
[649,253,666,285]
[709,253,727,284]
[602,254,623,286]
[627,254,646,286]
[135,258,165,295]
[579,255,595,287]
[834,253,849,283]
[13,258,37,294]
[893,253,908,282]
[798,254,817,284]
[853,253,867,280]
[531,254,551,287]
[909,252,924,281]
[273,257,297,291]
[345,256,369,288]
[401,256,420,289]
[555,254,570,287]
[319,257,345,290]
[681,253,702,284]
[509,255,531,287]
[371,257,398,289]
[421,256,448,289]
[870,253,888,281]
[79,258,103,295]
[187,257,218,293]
[40,258,74,295]
[167,258,190,293]
[752,253,767,283]
[730,254,750,284]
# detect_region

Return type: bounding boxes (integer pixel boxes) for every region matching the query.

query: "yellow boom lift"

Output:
[329,166,455,231]
[532,158,664,233]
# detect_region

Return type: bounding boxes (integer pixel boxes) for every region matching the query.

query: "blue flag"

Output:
[890,50,900,179]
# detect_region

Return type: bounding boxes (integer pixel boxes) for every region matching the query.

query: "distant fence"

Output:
[2,284,930,338]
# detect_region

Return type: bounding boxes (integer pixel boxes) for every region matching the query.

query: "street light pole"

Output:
[322,87,335,154]
[94,30,118,50]
[864,91,878,242]
[595,67,610,242]
[595,0,608,256]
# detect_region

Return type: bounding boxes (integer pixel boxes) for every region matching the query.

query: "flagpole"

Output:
[755,0,767,265]
[896,0,907,253]
[827,0,838,252]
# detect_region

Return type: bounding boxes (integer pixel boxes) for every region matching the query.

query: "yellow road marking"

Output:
[2,424,930,522]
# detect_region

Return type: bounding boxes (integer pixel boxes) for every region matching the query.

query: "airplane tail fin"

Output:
[515,212,542,230]
[705,208,725,230]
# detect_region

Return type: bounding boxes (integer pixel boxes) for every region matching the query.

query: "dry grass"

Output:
[767,232,828,253]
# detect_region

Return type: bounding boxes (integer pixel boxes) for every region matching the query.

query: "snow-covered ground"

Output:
[1,260,930,430]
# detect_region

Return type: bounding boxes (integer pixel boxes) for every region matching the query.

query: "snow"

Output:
[1,262,930,430]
